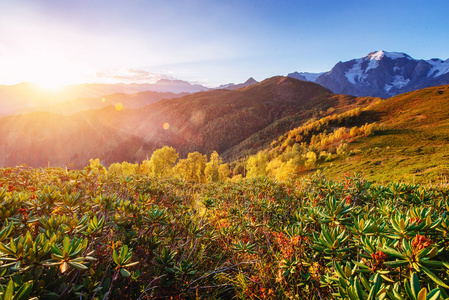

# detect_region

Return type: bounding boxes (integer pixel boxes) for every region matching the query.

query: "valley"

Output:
[1,54,449,299]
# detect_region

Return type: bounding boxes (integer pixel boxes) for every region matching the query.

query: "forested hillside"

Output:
[240,84,449,183]
[0,77,376,169]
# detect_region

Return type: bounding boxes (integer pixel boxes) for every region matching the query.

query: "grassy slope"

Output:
[320,85,449,183]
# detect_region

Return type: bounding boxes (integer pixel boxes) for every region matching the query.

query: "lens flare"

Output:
[115,103,123,111]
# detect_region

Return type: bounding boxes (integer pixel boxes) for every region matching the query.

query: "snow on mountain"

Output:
[427,58,449,77]
[345,59,364,84]
[289,51,449,98]
[366,50,411,61]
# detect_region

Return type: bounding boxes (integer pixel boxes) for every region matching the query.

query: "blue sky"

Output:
[1,0,448,87]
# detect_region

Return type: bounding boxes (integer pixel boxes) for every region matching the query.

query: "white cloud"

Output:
[94,69,175,84]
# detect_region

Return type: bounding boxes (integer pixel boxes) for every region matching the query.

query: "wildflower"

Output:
[371,251,387,262]
[412,235,432,252]
[345,195,352,204]
[410,217,422,225]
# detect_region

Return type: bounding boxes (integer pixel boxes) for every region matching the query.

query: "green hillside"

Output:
[323,85,449,182]
[248,85,449,183]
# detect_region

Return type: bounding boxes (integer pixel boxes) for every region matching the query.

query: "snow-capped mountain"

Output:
[288,51,449,98]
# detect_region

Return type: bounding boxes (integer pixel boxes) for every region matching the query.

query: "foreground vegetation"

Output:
[1,164,449,299]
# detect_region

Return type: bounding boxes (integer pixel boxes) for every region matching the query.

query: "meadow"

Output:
[1,163,449,299]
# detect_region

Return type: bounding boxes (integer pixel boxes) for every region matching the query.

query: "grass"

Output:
[293,85,449,183]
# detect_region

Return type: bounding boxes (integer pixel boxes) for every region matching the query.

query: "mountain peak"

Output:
[366,50,386,60]
[311,51,449,98]
[365,51,410,61]
[216,77,258,90]
[244,77,258,85]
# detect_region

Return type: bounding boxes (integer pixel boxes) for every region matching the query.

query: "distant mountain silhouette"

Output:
[0,80,208,114]
[0,76,369,168]
[216,77,258,90]
[16,91,188,115]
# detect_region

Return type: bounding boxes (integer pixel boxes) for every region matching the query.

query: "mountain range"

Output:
[2,50,449,178]
[1,72,449,183]
[289,50,449,98]
[0,77,369,168]
[0,78,260,116]
[0,79,208,115]
[216,77,258,90]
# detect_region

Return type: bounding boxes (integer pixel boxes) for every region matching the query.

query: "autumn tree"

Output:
[85,158,107,175]
[174,151,207,182]
[143,146,179,178]
[246,151,269,178]
[205,151,222,182]
[218,164,231,181]
[108,161,139,176]
[304,151,317,169]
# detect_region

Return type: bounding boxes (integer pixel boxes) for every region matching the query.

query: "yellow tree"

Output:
[108,162,122,175]
[144,146,179,178]
[174,151,207,182]
[85,158,107,175]
[205,151,222,182]
[246,151,269,178]
[218,164,231,181]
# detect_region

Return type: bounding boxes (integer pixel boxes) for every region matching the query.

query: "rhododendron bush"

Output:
[1,166,449,299]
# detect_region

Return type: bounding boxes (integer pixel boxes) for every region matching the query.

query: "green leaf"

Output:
[367,274,381,300]
[353,260,370,269]
[427,289,441,300]
[120,245,128,260]
[68,261,88,271]
[379,246,404,259]
[322,226,333,244]
[12,281,33,300]
[4,280,14,300]
[420,260,444,268]
[120,268,131,277]
[347,286,359,300]
[0,243,15,256]
[112,250,119,266]
[0,221,13,242]
[50,244,63,256]
[360,273,371,291]
[384,260,408,267]
[334,262,347,278]
[411,272,421,299]
[354,279,364,300]
[393,285,407,300]
[63,236,70,252]
[405,279,415,300]
[421,265,449,289]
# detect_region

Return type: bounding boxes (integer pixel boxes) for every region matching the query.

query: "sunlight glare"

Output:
[4,51,92,91]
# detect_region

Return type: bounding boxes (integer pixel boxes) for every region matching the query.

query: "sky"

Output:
[1,0,448,88]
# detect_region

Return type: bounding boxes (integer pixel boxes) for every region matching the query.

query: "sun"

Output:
[16,53,91,91]
[32,77,69,91]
